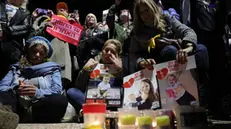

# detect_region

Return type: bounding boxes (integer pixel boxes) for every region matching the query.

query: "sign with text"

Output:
[46,15,83,46]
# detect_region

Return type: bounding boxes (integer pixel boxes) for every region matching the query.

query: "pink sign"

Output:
[46,15,83,46]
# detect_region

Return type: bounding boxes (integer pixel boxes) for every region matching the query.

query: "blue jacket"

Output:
[0,62,62,99]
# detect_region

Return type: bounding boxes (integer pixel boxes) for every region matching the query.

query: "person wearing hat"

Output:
[56,2,69,18]
[0,36,68,123]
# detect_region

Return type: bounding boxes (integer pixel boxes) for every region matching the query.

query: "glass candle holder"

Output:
[154,110,171,129]
[137,110,154,129]
[83,103,106,129]
[118,108,139,129]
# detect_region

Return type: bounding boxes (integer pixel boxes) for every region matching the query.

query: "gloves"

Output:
[1,23,11,36]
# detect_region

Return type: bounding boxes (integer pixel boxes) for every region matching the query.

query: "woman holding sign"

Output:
[129,0,209,73]
[67,39,123,111]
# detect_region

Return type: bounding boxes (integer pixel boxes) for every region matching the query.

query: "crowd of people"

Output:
[0,0,230,127]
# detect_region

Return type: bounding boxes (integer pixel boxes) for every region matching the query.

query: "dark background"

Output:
[27,0,181,24]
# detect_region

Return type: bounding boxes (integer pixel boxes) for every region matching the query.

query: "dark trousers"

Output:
[0,91,68,123]
[176,91,196,105]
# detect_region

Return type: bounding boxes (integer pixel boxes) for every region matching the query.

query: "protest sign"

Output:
[46,15,83,46]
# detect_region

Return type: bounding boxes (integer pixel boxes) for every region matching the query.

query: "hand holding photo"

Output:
[155,56,199,109]
[86,64,122,107]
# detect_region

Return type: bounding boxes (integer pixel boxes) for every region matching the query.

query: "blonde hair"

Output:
[103,39,122,55]
[84,13,97,27]
[133,0,166,33]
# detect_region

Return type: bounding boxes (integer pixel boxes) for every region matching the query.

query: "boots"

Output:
[0,104,19,129]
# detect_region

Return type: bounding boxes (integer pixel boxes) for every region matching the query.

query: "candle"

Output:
[155,115,170,127]
[137,116,153,126]
[120,114,136,125]
[85,121,103,129]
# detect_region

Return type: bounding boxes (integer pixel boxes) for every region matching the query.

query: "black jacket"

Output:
[0,2,31,63]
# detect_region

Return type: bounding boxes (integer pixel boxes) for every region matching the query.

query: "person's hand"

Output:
[176,43,193,64]
[83,58,98,71]
[109,53,122,71]
[176,49,188,64]
[128,94,136,101]
[45,22,53,28]
[32,8,39,18]
[47,10,54,17]
[139,59,156,70]
[19,84,37,97]
[115,0,121,5]
[103,92,108,98]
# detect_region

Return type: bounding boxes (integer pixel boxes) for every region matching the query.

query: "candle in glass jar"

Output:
[120,114,136,125]
[137,116,153,126]
[155,115,170,127]
[85,121,103,129]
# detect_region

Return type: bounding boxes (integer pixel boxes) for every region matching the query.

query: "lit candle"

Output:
[85,121,103,129]
[137,116,153,126]
[152,121,157,127]
[155,115,170,127]
[120,114,136,125]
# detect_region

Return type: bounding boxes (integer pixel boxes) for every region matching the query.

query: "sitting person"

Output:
[0,36,68,123]
[130,0,209,73]
[67,39,123,112]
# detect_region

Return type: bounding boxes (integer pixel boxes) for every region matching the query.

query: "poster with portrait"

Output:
[123,68,161,110]
[86,64,122,107]
[154,56,199,110]
[102,9,109,24]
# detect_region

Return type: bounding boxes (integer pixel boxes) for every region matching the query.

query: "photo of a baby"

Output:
[166,74,197,105]
[155,56,199,109]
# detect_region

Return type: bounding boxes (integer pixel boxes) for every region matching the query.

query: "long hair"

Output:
[141,78,159,102]
[133,0,166,34]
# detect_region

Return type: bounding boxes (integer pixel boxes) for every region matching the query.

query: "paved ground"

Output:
[17,123,84,129]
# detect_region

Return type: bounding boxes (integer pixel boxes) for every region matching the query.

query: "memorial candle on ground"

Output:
[155,115,170,129]
[137,116,153,129]
[119,114,137,129]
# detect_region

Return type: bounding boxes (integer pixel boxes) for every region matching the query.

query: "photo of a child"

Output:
[128,78,159,110]
[166,74,196,105]
[97,74,111,98]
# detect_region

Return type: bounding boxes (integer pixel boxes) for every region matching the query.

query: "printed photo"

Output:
[160,70,199,109]
[123,69,161,110]
[155,56,199,109]
[87,74,121,100]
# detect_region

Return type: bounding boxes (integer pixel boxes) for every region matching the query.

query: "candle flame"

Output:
[152,121,157,127]
[92,121,100,125]
[135,121,138,126]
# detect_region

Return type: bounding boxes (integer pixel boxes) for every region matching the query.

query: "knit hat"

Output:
[26,36,53,58]
[56,2,68,12]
